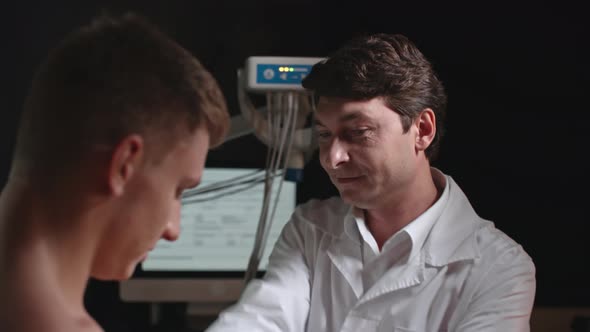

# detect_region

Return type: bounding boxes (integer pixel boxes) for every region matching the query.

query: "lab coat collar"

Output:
[326,172,482,300]
[326,234,365,298]
[422,175,482,267]
[338,170,481,268]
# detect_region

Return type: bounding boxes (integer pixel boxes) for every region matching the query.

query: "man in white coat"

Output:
[207,33,536,332]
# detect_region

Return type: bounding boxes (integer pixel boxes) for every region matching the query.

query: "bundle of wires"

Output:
[180,88,303,286]
[180,168,279,204]
[242,90,299,284]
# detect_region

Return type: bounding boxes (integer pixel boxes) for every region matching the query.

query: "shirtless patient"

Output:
[0,13,229,332]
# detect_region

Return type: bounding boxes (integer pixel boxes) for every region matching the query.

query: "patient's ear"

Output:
[415,108,436,152]
[107,134,144,196]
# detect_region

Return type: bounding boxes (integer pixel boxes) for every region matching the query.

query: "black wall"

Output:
[2,1,589,330]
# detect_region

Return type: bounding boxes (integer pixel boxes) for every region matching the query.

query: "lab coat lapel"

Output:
[351,175,481,304]
[424,176,482,267]
[358,253,425,304]
[326,235,364,299]
[323,175,483,307]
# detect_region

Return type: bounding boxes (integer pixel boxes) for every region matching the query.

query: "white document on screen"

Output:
[142,168,296,271]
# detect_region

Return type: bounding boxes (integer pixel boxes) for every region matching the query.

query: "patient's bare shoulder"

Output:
[0,283,103,332]
[1,303,103,332]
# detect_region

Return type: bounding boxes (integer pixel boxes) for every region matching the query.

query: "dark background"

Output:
[2,1,589,331]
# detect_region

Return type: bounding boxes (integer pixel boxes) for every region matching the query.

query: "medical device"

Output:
[234,56,323,284]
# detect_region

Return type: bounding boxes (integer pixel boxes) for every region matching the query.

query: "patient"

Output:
[0,12,229,332]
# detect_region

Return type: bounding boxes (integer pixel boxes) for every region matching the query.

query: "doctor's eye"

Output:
[349,128,370,137]
[317,131,332,140]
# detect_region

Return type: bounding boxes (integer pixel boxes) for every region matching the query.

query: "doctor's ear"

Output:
[107,134,144,196]
[415,109,436,152]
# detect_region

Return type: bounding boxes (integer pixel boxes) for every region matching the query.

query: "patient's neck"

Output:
[0,178,97,312]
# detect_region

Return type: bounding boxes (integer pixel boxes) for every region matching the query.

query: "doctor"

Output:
[207,33,536,332]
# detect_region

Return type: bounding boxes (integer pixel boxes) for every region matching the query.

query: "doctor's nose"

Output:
[323,138,350,170]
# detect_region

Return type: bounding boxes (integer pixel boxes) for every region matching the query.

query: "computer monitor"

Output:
[120,166,297,314]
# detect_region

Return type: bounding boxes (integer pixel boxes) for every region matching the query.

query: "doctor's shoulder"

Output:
[466,219,536,295]
[473,220,535,271]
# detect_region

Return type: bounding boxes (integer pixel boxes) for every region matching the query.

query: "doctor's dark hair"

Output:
[14,12,229,175]
[302,33,447,160]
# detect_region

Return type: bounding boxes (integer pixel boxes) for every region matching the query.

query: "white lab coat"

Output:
[207,173,536,332]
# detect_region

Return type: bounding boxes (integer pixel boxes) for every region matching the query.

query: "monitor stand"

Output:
[149,303,189,331]
[148,301,237,332]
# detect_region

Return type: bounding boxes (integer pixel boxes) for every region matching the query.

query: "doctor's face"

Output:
[315,96,420,209]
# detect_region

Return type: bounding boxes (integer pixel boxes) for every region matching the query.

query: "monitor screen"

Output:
[120,167,297,309]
